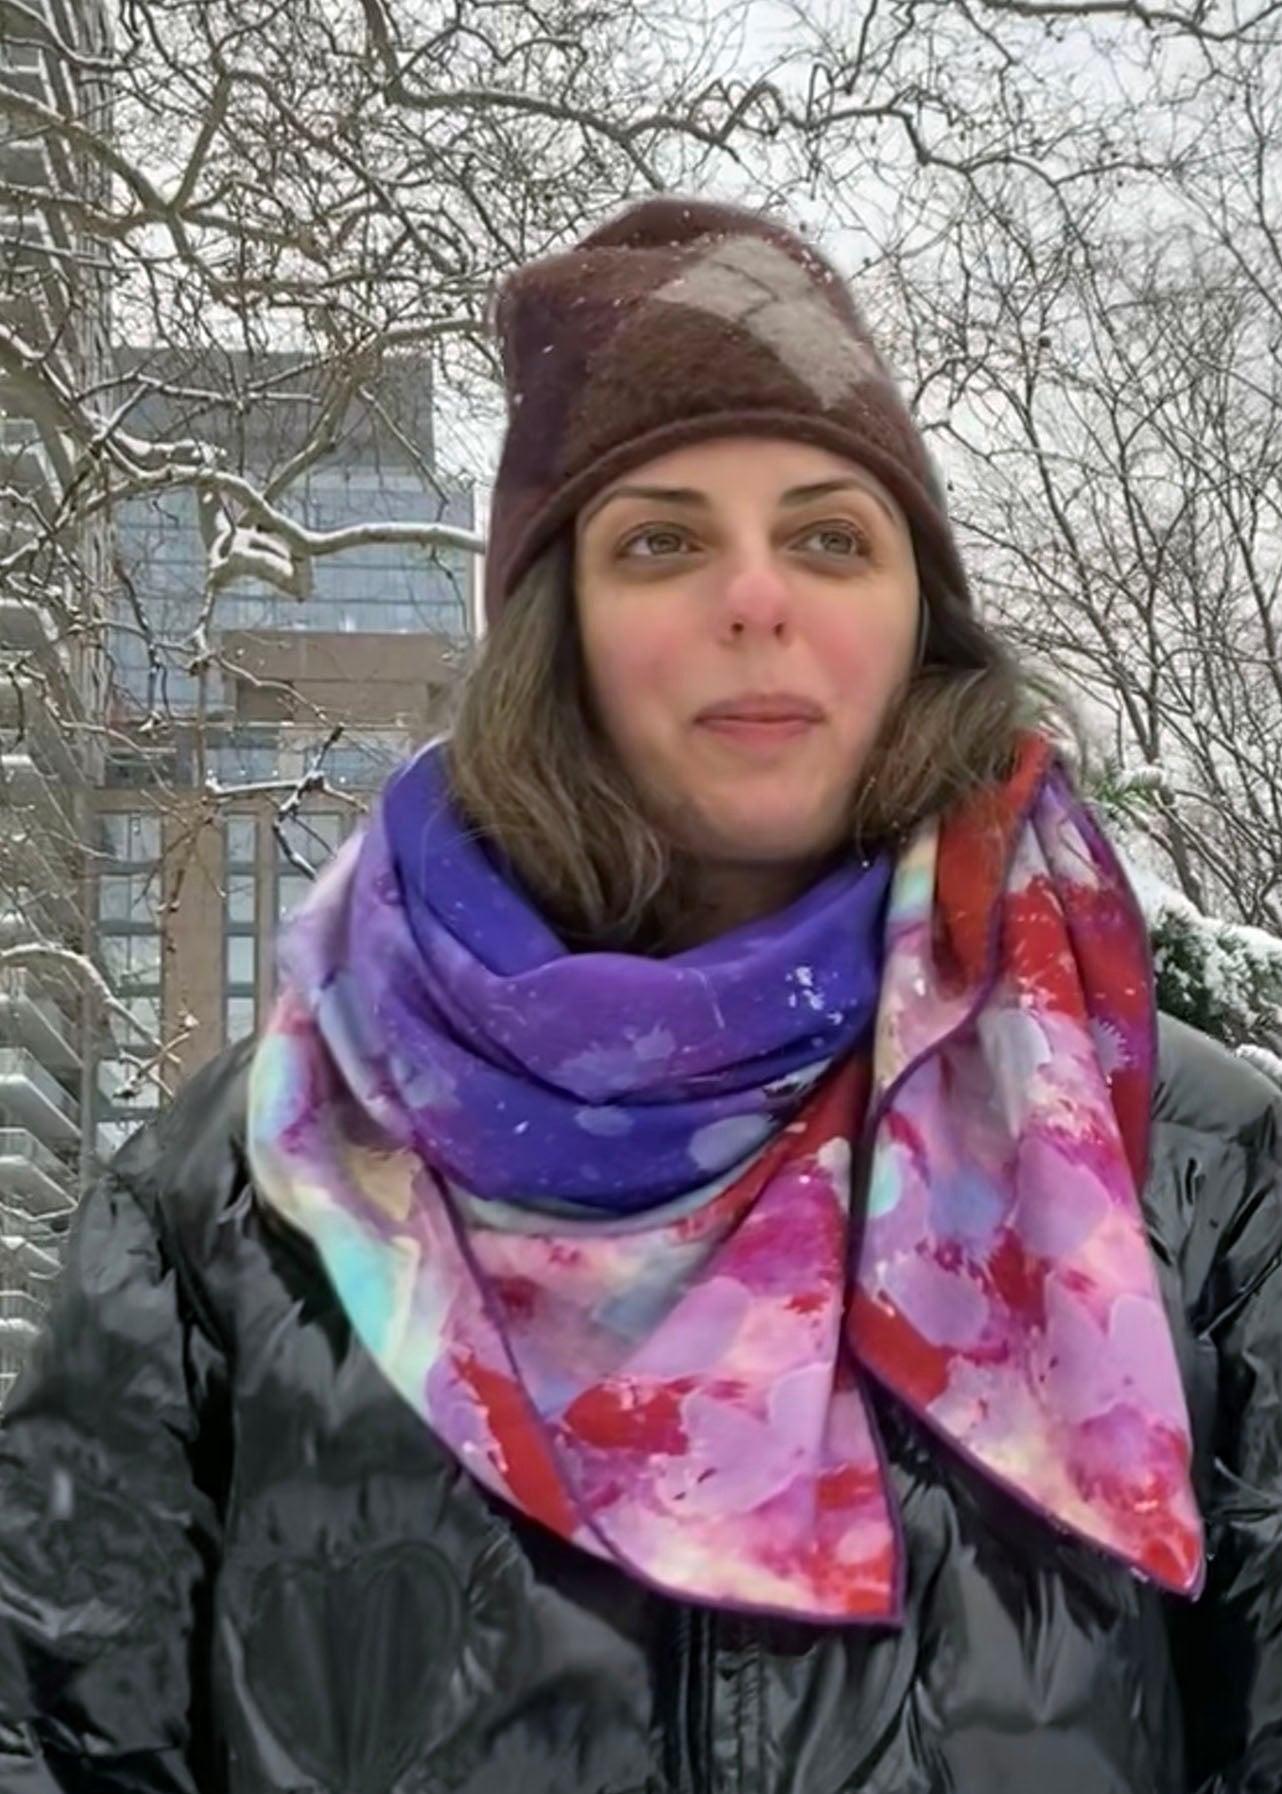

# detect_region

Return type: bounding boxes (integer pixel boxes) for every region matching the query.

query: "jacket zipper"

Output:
[673,1605,716,1793]
[718,1612,764,1794]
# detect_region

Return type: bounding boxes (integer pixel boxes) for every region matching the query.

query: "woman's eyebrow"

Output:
[580,484,707,526]
[581,476,900,529]
[779,479,898,524]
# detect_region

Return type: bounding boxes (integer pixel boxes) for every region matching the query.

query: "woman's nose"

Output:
[716,555,793,643]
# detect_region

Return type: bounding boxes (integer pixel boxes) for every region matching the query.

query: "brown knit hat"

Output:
[485,196,970,623]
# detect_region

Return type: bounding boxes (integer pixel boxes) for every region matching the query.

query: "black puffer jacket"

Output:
[1,1016,1281,1794]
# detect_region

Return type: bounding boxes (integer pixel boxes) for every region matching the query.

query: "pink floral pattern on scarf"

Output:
[249,742,1204,1622]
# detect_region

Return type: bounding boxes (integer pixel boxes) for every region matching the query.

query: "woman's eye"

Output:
[798,523,869,560]
[619,527,693,560]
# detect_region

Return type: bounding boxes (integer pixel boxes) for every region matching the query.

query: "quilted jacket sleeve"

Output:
[1160,1029,1282,1793]
[0,1155,226,1793]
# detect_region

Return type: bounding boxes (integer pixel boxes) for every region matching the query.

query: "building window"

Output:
[226,871,256,925]
[274,870,313,926]
[226,933,256,987]
[268,810,350,987]
[224,815,259,1044]
[98,869,161,923]
[104,813,161,861]
[94,809,163,1159]
[225,994,257,1042]
[272,810,345,937]
[275,811,347,925]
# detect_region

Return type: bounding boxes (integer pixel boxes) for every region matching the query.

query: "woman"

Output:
[2,198,1280,1794]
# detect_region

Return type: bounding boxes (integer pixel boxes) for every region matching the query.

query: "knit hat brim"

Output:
[486,198,971,622]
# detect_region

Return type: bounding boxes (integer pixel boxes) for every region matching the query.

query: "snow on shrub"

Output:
[1124,863,1282,1077]
[1085,757,1282,1083]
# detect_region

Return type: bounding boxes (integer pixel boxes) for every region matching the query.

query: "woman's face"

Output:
[574,436,921,880]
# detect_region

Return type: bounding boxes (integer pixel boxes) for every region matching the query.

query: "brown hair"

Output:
[447,539,1058,952]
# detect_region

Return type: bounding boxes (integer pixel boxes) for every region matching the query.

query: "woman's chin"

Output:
[681,801,846,869]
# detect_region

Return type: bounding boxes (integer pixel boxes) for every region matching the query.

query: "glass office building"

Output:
[95,350,475,1160]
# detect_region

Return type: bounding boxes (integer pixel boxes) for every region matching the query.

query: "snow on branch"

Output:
[0,942,199,1100]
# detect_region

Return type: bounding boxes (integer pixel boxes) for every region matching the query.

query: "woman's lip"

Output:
[696,716,818,743]
[697,697,825,723]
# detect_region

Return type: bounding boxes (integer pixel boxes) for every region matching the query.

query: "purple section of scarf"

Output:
[278,743,892,1212]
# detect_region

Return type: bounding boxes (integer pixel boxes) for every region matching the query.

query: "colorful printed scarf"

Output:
[247,737,1204,1623]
